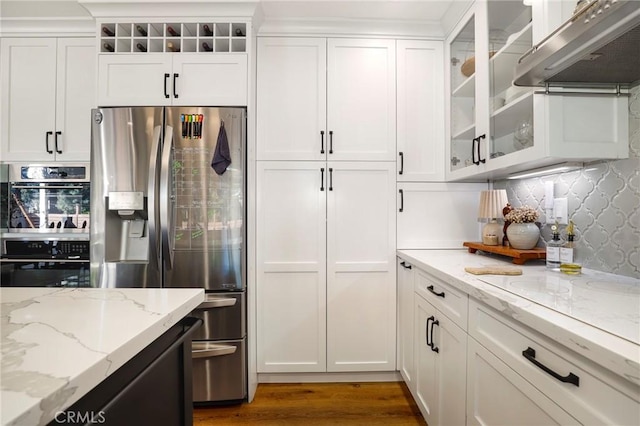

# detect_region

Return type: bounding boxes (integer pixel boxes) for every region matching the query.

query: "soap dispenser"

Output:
[546,222,562,271]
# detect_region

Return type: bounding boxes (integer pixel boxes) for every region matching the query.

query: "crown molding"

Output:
[0,17,96,37]
[78,0,260,19]
[257,17,445,39]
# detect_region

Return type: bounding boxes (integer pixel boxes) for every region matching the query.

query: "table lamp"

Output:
[478,189,509,245]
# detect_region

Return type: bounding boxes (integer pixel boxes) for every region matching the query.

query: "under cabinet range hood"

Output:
[514,0,640,87]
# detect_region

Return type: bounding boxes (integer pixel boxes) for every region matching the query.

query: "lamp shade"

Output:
[478,189,509,220]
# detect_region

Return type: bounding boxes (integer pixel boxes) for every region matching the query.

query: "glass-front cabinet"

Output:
[446,0,628,181]
[447,1,533,180]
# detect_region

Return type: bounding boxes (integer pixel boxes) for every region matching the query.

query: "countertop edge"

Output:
[1,288,205,426]
[397,249,640,386]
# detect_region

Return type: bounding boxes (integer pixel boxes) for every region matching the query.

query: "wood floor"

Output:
[193,382,427,425]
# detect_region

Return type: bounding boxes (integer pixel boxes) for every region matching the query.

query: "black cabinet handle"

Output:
[45,131,53,154]
[329,131,333,154]
[399,189,404,212]
[478,134,486,164]
[173,73,179,98]
[164,73,170,98]
[522,347,580,387]
[399,152,404,175]
[426,316,433,346]
[427,285,445,298]
[430,318,440,353]
[400,261,412,270]
[320,168,325,191]
[472,137,479,165]
[328,168,333,191]
[55,131,62,154]
[320,131,325,154]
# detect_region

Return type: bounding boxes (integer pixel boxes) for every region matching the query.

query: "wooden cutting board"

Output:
[465,266,523,276]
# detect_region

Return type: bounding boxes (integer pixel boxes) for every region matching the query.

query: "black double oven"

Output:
[1,164,91,288]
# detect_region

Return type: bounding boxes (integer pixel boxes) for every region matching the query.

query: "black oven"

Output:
[0,240,90,287]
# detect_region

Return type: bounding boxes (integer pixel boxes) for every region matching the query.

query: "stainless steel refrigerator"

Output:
[91,106,246,404]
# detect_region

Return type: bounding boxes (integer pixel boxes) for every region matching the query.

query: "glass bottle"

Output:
[560,220,575,264]
[546,223,561,271]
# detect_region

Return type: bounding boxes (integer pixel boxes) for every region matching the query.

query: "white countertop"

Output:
[0,287,204,426]
[398,249,640,386]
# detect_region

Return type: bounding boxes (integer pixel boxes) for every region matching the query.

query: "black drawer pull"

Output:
[522,347,580,387]
[164,73,170,98]
[45,131,53,154]
[427,285,445,298]
[400,261,411,270]
[478,134,486,164]
[399,189,404,212]
[320,168,325,191]
[320,130,325,154]
[55,131,62,154]
[399,151,404,175]
[426,316,433,346]
[329,130,333,154]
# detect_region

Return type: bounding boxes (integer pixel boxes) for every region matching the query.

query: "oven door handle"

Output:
[0,258,88,263]
[10,185,86,190]
[192,342,237,359]
[196,295,237,310]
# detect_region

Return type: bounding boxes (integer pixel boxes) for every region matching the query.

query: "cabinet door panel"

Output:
[397,40,445,181]
[397,182,485,249]
[327,162,396,371]
[397,258,415,390]
[327,39,396,161]
[436,314,467,426]
[256,162,326,372]
[1,38,57,161]
[173,54,247,106]
[414,295,437,425]
[257,38,326,160]
[98,54,172,106]
[467,338,579,426]
[55,39,96,161]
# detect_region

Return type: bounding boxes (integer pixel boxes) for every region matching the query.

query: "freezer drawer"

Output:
[192,338,246,403]
[190,292,245,341]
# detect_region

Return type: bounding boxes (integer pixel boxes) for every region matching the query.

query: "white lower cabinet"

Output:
[467,337,579,425]
[397,256,640,426]
[257,161,396,373]
[468,300,640,426]
[410,266,468,426]
[397,258,415,390]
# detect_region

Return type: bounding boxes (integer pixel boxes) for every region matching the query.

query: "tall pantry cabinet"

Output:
[256,37,397,373]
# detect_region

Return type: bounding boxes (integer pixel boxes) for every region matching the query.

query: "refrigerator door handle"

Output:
[192,342,237,359]
[160,125,175,270]
[148,125,163,269]
[196,295,238,310]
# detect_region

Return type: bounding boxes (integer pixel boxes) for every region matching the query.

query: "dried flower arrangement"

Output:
[504,205,539,223]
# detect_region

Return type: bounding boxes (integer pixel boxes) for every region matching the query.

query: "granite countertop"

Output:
[397,249,640,386]
[1,287,204,426]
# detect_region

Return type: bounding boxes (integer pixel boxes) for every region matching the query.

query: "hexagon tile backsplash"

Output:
[495,85,640,279]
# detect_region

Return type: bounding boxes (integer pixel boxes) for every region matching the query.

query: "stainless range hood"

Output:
[514,0,640,87]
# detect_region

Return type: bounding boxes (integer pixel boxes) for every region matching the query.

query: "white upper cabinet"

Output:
[445,0,629,181]
[1,38,96,162]
[256,38,327,161]
[257,37,396,162]
[397,40,445,182]
[97,21,249,107]
[327,39,396,161]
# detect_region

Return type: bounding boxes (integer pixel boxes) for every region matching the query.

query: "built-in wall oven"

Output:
[0,164,90,287]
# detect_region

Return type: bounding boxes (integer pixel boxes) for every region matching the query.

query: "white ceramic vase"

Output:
[506,222,540,250]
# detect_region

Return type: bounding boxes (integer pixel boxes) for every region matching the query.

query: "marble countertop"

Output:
[1,287,204,426]
[398,249,640,386]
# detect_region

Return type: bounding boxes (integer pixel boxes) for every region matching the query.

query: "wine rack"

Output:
[99,22,247,54]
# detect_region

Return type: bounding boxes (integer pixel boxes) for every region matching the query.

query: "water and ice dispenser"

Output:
[104,191,149,262]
